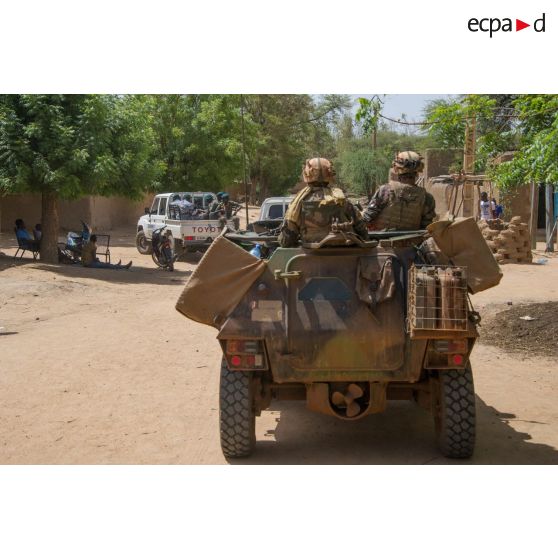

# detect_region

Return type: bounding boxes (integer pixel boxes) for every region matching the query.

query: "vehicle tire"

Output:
[151,251,163,268]
[136,230,152,255]
[219,358,255,458]
[434,366,476,459]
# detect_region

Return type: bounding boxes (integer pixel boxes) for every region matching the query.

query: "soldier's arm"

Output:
[361,187,388,223]
[420,192,437,228]
[346,202,369,240]
[278,221,300,248]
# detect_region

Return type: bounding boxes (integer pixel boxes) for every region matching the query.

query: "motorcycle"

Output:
[64,221,92,263]
[151,226,177,271]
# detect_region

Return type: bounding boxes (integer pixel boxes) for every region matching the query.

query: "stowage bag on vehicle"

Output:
[175,235,266,328]
[427,217,503,294]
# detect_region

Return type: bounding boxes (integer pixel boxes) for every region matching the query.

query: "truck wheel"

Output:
[136,231,152,255]
[219,359,255,458]
[435,367,476,459]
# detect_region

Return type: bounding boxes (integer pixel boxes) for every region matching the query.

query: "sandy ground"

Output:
[1,228,557,465]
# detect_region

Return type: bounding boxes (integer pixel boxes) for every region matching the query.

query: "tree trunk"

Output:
[41,190,59,263]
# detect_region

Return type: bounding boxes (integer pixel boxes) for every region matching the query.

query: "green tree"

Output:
[150,95,244,192]
[422,95,518,172]
[491,95,558,189]
[355,96,384,149]
[337,145,391,198]
[0,94,159,262]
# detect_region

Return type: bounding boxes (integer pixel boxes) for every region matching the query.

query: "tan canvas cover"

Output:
[427,217,503,294]
[175,235,266,328]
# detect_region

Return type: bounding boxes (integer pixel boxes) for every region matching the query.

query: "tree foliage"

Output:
[490,95,558,189]
[149,94,243,192]
[0,94,159,261]
[421,94,558,188]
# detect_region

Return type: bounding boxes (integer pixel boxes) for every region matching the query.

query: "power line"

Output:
[379,104,558,127]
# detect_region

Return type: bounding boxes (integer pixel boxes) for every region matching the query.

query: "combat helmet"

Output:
[302,158,336,185]
[393,151,424,175]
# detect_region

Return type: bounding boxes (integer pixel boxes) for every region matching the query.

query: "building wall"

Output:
[0,193,152,233]
[423,148,463,182]
[425,178,531,222]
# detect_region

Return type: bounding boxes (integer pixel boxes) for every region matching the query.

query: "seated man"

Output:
[33,223,42,241]
[15,219,40,251]
[208,192,225,218]
[198,194,215,219]
[180,195,203,220]
[81,235,131,269]
[218,193,241,230]
[362,151,436,231]
[278,158,367,247]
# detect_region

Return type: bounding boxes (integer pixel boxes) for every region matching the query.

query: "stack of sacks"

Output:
[478,217,532,264]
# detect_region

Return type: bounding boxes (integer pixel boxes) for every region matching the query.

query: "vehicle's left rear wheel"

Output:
[434,366,476,459]
[219,358,256,458]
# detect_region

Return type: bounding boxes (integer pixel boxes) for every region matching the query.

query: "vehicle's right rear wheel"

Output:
[434,367,476,459]
[219,358,256,458]
[136,230,152,255]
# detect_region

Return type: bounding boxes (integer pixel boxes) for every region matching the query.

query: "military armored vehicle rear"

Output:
[176,221,501,460]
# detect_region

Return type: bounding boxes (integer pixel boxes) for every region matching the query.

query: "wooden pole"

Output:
[529,182,538,250]
[545,183,554,252]
[240,94,249,227]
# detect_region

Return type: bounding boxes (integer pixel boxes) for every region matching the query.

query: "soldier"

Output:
[219,193,241,230]
[199,193,215,219]
[278,157,368,247]
[208,192,224,217]
[362,151,436,231]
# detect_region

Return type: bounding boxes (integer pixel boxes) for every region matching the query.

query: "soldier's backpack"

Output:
[300,188,355,244]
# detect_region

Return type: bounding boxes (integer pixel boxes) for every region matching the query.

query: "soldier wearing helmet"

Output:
[278,157,368,247]
[362,151,436,231]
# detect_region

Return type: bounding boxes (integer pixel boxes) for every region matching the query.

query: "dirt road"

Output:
[1,232,557,464]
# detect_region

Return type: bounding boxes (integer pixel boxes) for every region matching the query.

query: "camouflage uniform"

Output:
[278,158,368,247]
[363,180,436,230]
[362,151,436,231]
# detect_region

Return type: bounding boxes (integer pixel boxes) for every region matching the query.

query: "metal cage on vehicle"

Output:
[408,264,468,333]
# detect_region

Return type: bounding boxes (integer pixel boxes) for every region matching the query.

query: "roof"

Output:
[261,196,294,204]
[155,191,216,197]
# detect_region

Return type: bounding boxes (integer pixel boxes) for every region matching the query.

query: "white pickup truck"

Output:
[248,196,293,233]
[136,192,237,255]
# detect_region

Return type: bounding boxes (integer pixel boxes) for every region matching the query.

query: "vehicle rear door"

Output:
[286,251,405,372]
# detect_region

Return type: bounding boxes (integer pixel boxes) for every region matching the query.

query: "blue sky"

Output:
[352,94,459,130]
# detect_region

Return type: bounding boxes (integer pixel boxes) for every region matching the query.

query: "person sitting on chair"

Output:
[81,235,132,270]
[33,223,42,241]
[15,219,40,251]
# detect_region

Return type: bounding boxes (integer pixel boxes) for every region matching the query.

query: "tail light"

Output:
[184,236,195,241]
[425,338,469,369]
[224,340,266,369]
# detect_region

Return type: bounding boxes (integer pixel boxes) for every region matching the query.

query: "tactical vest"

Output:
[374,181,426,231]
[301,198,352,243]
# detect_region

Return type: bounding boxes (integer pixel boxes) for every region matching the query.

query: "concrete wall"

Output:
[423,148,463,182]
[425,178,531,222]
[0,193,152,233]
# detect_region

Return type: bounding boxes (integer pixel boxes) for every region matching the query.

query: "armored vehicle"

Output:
[176,219,501,460]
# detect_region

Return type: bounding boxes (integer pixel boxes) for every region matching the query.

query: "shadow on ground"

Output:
[229,396,558,465]
[0,255,192,286]
[33,263,192,286]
